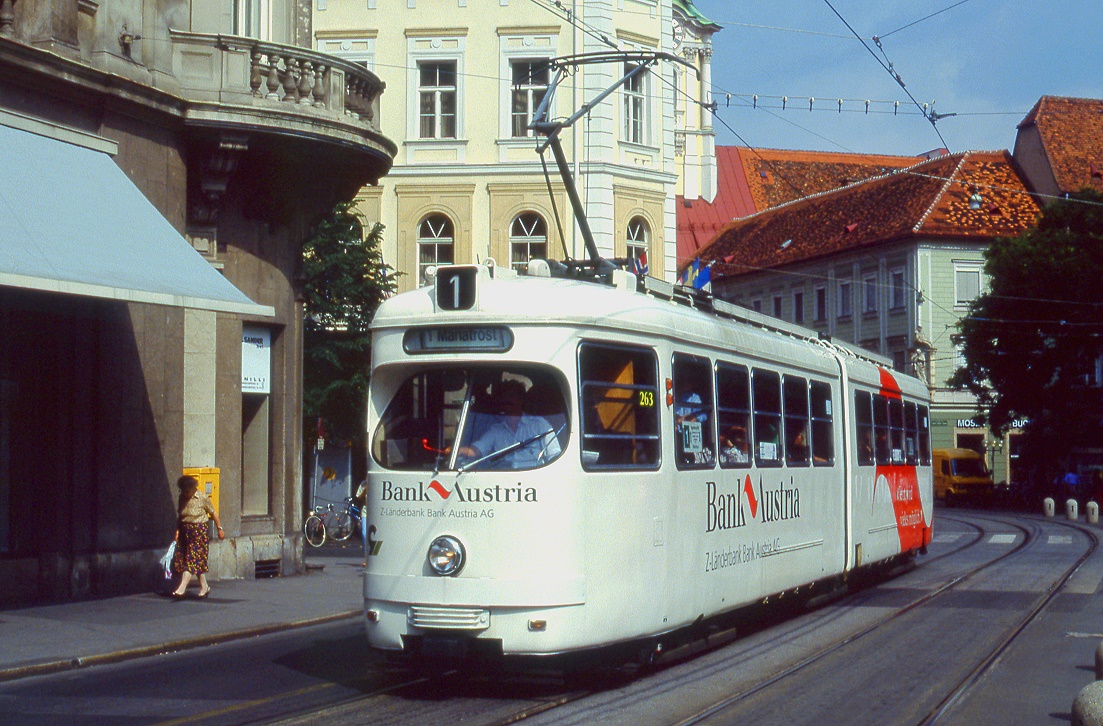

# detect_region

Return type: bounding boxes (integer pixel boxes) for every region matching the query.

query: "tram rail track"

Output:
[237,511,1097,726]
[659,512,1097,726]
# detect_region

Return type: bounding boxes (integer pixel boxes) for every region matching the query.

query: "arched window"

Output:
[417,214,454,285]
[627,216,649,275]
[510,212,547,271]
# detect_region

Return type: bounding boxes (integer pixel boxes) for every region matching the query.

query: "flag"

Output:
[680,258,699,287]
[693,261,712,290]
[633,250,649,276]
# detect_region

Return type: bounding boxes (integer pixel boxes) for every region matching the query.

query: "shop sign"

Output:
[242,325,271,394]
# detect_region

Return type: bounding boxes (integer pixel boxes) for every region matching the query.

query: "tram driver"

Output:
[456,380,562,469]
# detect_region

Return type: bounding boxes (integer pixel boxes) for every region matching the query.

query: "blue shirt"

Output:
[469,413,561,469]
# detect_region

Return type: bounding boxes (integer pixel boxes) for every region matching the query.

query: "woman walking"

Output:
[171,474,225,599]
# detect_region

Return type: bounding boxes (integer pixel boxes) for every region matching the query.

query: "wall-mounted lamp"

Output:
[968,187,983,210]
[119,25,142,55]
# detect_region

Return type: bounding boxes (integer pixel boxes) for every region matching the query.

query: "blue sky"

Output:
[689,0,1103,157]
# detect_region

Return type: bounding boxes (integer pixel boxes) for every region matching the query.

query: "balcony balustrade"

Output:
[170,30,384,134]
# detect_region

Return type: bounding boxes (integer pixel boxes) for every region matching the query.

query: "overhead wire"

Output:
[820,0,950,150]
[875,0,974,40]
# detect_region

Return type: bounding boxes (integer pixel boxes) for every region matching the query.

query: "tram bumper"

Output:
[401,634,504,661]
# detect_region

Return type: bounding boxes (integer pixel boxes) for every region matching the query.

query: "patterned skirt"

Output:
[172,521,210,575]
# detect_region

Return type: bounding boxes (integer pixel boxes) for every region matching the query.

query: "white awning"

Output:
[0,118,274,317]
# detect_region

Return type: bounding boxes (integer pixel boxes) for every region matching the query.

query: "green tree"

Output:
[951,189,1103,479]
[302,202,397,446]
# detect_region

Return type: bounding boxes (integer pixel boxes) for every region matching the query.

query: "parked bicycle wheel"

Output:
[332,512,353,541]
[304,514,326,547]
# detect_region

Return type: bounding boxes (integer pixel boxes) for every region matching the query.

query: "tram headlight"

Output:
[427,535,466,576]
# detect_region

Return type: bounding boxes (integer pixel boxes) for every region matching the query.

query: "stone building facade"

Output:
[0,0,395,603]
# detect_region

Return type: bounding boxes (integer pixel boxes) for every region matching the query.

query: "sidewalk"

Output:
[0,541,364,683]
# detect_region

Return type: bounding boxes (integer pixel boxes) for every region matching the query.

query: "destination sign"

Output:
[403,326,514,354]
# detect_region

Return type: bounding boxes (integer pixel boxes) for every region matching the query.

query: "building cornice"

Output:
[616,29,660,48]
[316,29,379,40]
[497,26,561,36]
[386,161,677,186]
[405,28,469,38]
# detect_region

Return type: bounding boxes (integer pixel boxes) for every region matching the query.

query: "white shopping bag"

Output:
[159,541,176,579]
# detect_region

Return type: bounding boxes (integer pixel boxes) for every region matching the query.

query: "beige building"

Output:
[313,0,718,289]
[0,0,394,603]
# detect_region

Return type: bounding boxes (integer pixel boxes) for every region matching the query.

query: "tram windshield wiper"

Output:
[457,424,565,473]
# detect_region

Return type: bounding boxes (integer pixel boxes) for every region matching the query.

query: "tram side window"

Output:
[752,369,783,466]
[918,404,932,465]
[810,381,835,466]
[889,398,905,464]
[784,376,810,466]
[873,394,891,465]
[578,343,660,469]
[904,401,918,465]
[716,363,751,469]
[673,354,716,469]
[855,391,874,466]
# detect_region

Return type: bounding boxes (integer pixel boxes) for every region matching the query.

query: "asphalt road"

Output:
[1,509,1098,726]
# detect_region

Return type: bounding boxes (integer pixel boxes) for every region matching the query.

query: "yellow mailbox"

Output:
[183,467,220,517]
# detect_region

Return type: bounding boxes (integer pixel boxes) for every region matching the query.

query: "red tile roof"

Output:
[690,151,1042,280]
[676,146,925,267]
[677,147,757,265]
[737,147,929,211]
[1018,96,1103,195]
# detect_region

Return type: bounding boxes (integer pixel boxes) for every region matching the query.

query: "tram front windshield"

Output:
[372,366,568,472]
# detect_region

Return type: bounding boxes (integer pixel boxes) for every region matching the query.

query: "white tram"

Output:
[363,262,933,662]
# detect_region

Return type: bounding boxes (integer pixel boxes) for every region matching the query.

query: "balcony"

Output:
[170,30,395,161]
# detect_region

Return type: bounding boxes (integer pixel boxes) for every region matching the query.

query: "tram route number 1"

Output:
[437,267,477,311]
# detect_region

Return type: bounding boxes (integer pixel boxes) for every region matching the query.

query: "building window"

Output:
[955,266,981,305]
[752,299,762,313]
[623,62,647,144]
[234,0,269,39]
[863,274,878,313]
[627,217,649,273]
[511,61,549,137]
[892,349,908,373]
[417,214,454,284]
[838,280,852,318]
[814,286,826,322]
[773,295,783,318]
[510,212,547,271]
[952,341,966,372]
[793,291,804,324]
[890,267,907,309]
[419,61,457,139]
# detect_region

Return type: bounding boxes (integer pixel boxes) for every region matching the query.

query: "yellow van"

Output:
[933,448,994,505]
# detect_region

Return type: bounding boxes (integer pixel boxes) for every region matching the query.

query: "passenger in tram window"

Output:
[858,430,874,465]
[719,425,750,466]
[456,380,561,469]
[788,426,810,464]
[875,430,890,464]
[675,391,714,466]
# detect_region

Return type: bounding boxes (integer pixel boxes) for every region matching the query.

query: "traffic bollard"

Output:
[1090,502,1100,525]
[1068,499,1079,521]
[1073,680,1103,725]
[1044,498,1055,517]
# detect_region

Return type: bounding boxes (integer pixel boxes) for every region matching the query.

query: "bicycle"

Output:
[303,497,361,548]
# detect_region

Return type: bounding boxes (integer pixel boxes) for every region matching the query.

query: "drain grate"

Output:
[254,558,281,578]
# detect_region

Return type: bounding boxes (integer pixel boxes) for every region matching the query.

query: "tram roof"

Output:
[373,265,912,384]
